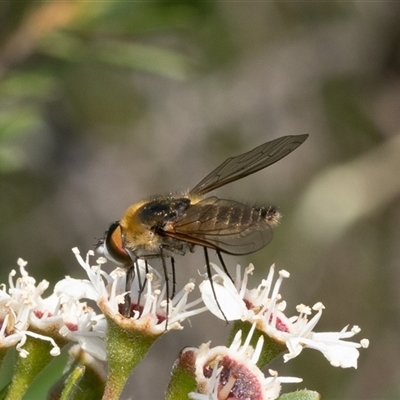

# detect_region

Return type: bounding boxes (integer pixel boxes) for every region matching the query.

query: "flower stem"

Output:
[229,320,287,368]
[102,315,158,400]
[5,336,54,400]
[0,348,7,369]
[165,348,197,400]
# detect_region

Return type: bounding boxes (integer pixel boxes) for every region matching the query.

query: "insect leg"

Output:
[133,260,149,317]
[171,257,177,299]
[144,259,150,274]
[203,247,228,322]
[216,250,234,283]
[123,264,135,317]
[160,246,170,327]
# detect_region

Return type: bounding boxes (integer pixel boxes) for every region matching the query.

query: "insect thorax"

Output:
[136,196,191,228]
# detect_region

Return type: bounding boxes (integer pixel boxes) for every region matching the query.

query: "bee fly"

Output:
[96,134,308,318]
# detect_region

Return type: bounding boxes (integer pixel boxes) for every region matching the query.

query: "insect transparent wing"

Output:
[162,197,273,255]
[190,134,308,195]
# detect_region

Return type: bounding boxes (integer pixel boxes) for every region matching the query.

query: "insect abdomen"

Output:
[213,203,280,227]
[252,205,281,226]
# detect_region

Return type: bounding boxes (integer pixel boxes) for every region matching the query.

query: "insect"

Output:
[96,134,308,316]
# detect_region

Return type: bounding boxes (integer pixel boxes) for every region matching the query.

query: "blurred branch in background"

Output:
[0,1,400,399]
[0,1,80,75]
[294,133,400,250]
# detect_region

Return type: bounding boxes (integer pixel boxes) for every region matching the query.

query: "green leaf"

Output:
[59,365,86,400]
[39,32,193,80]
[279,389,321,400]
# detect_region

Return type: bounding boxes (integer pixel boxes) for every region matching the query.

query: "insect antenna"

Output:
[203,247,228,322]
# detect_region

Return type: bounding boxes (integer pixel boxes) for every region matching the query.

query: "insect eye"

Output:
[104,222,132,265]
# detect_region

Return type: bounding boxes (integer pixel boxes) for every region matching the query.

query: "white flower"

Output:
[0,257,107,360]
[188,323,302,400]
[199,262,369,368]
[199,263,251,321]
[72,248,207,335]
[0,259,60,357]
[37,292,107,361]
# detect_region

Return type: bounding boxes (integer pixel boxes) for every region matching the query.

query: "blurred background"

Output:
[0,1,399,399]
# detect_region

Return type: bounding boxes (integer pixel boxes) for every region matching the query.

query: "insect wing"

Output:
[190,134,308,195]
[162,197,273,255]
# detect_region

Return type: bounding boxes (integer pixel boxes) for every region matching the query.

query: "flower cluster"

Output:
[187,324,302,400]
[72,248,208,335]
[200,262,369,369]
[0,258,105,359]
[0,249,369,400]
